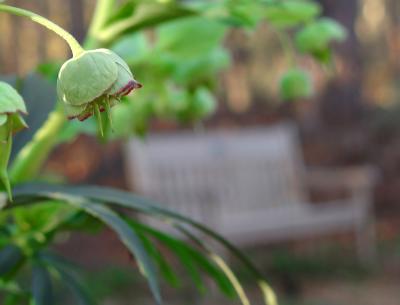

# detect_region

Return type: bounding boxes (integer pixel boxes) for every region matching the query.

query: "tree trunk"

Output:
[318,0,365,126]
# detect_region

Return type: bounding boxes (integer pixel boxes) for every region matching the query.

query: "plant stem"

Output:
[0,4,84,57]
[9,107,66,184]
[87,0,116,40]
[0,131,13,200]
[96,4,195,46]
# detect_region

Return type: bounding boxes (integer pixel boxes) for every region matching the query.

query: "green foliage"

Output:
[0,246,23,277]
[265,0,321,28]
[106,15,230,136]
[0,1,346,304]
[0,82,27,118]
[3,182,277,304]
[38,252,96,305]
[296,18,347,62]
[279,68,313,101]
[57,48,142,138]
[31,264,54,305]
[0,82,28,200]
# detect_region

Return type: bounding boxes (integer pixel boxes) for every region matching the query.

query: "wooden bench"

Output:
[124,123,377,262]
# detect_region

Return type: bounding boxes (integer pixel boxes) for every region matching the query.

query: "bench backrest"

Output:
[125,123,307,229]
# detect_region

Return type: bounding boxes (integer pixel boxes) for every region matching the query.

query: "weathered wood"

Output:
[0,0,89,74]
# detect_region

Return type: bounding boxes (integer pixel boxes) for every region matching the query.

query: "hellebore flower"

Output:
[0,82,28,200]
[57,48,142,135]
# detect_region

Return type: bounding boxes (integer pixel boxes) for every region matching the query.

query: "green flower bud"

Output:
[192,87,217,119]
[0,82,28,200]
[279,68,313,101]
[57,49,142,135]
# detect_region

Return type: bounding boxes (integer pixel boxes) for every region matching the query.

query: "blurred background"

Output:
[1,0,400,304]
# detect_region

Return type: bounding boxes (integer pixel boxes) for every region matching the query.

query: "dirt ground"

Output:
[298,276,400,305]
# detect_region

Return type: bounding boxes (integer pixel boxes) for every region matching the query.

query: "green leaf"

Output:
[295,17,347,55]
[176,225,249,304]
[11,74,58,159]
[40,253,95,305]
[31,264,53,305]
[0,82,27,115]
[13,184,277,304]
[0,245,23,277]
[279,68,313,101]
[111,32,150,65]
[192,87,217,118]
[129,220,206,294]
[9,114,28,134]
[265,0,321,28]
[0,114,7,126]
[104,1,136,26]
[225,1,266,28]
[134,228,180,288]
[13,200,77,235]
[129,221,237,298]
[156,16,227,59]
[0,279,30,304]
[36,61,63,82]
[173,47,231,86]
[62,199,162,304]
[4,294,24,305]
[56,269,95,305]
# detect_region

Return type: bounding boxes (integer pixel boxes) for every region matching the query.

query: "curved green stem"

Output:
[86,0,116,48]
[0,4,84,57]
[9,107,66,184]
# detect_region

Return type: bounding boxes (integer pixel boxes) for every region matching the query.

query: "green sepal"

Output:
[107,62,134,96]
[9,113,28,134]
[0,82,27,115]
[58,50,118,106]
[63,103,89,120]
[94,103,104,137]
[103,98,114,131]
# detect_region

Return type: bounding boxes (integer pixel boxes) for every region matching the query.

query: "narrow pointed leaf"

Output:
[135,228,180,287]
[129,220,237,298]
[0,245,23,277]
[40,253,95,305]
[13,184,276,304]
[60,199,162,304]
[31,264,53,305]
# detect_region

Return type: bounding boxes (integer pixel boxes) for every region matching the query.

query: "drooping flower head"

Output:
[0,82,28,200]
[57,48,142,135]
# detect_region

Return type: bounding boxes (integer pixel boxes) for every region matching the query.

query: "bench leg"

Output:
[355,217,376,264]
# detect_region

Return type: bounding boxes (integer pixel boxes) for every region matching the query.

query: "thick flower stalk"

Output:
[0,82,27,199]
[57,48,142,135]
